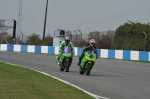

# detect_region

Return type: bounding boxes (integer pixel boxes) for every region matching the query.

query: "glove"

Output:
[96,56,98,59]
[79,57,82,60]
[59,51,63,54]
[72,52,74,55]
[83,47,86,50]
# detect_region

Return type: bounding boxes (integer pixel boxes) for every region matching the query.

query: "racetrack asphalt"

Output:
[0,51,150,99]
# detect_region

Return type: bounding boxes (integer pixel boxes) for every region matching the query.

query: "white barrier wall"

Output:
[0,44,149,62]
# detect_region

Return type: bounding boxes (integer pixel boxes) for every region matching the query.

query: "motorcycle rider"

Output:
[56,35,74,66]
[77,39,98,66]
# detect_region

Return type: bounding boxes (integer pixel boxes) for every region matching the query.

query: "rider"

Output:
[77,39,98,66]
[56,35,74,65]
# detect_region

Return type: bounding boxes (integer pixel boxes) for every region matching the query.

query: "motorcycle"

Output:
[79,48,97,75]
[56,46,73,72]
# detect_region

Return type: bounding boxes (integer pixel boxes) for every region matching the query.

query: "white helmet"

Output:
[65,35,70,45]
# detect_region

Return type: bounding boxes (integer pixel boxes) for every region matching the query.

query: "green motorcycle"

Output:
[79,49,97,75]
[56,46,73,72]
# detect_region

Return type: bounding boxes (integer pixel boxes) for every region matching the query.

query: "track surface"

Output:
[0,51,150,99]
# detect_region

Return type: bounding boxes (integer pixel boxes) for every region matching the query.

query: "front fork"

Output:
[84,62,93,70]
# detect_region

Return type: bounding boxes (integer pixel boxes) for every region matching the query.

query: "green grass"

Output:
[0,62,95,99]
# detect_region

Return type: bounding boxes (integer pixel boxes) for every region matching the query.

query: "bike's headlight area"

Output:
[85,56,96,62]
[85,56,90,60]
[92,58,96,62]
[64,53,71,56]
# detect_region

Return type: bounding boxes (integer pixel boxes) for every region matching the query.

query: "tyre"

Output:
[86,64,93,75]
[64,60,70,72]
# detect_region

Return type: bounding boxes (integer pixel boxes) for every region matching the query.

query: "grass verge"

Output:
[0,62,95,99]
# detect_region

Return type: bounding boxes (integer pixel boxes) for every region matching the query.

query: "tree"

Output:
[113,21,150,51]
[88,31,99,39]
[26,33,41,45]
[106,30,115,35]
[41,33,53,46]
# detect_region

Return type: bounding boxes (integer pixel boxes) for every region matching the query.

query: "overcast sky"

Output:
[0,0,150,37]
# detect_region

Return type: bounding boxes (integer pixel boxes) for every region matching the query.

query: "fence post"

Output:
[78,30,82,40]
[143,31,147,51]
[111,34,114,49]
[74,30,78,42]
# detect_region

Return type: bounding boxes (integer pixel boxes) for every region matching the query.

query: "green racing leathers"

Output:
[56,41,74,65]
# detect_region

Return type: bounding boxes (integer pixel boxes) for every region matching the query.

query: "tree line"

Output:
[113,21,150,51]
[1,20,150,51]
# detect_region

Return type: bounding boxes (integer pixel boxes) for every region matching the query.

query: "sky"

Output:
[0,0,150,38]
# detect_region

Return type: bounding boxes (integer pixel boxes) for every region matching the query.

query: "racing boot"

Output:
[56,56,60,65]
[69,59,72,67]
[77,59,81,66]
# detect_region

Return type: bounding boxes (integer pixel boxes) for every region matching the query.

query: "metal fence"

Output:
[70,31,115,49]
[0,20,14,44]
[0,24,115,49]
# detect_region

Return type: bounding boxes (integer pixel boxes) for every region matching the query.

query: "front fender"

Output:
[88,61,92,64]
[64,58,71,61]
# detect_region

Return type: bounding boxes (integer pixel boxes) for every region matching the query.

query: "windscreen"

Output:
[64,46,71,53]
[87,50,95,55]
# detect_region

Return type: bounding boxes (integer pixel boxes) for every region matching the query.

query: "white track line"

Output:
[0,61,110,99]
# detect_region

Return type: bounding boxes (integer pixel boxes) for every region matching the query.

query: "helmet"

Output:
[65,35,70,45]
[89,39,96,47]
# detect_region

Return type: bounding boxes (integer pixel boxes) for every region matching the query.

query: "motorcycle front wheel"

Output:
[64,60,70,72]
[86,63,93,75]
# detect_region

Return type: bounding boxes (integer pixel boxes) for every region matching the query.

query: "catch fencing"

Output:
[70,31,114,49]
